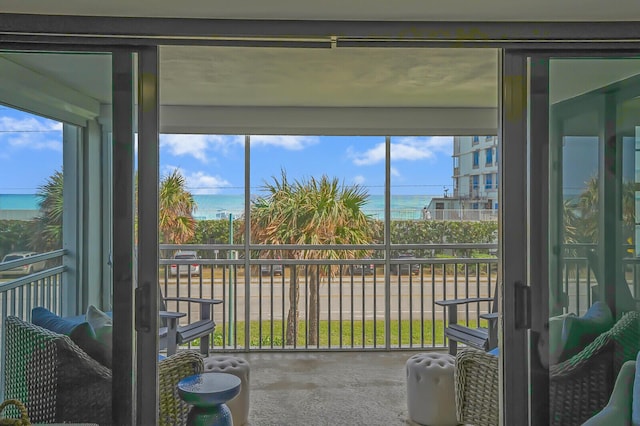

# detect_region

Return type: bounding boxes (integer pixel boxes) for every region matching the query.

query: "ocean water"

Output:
[0,193,431,221]
[0,194,41,210]
[192,194,430,220]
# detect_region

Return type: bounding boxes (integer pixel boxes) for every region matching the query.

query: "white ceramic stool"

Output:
[406,353,457,426]
[203,355,250,426]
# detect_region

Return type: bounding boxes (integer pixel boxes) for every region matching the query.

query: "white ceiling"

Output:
[1,47,500,134]
[2,46,640,135]
[160,47,498,108]
[0,0,638,21]
[3,47,499,108]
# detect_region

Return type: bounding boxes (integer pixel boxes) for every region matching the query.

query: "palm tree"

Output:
[159,169,197,244]
[32,170,64,252]
[564,176,635,245]
[249,170,375,345]
[34,169,197,254]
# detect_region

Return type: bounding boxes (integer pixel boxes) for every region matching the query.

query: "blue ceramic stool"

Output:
[178,372,242,426]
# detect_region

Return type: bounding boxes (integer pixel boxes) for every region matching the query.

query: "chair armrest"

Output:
[436,297,494,324]
[159,351,204,425]
[54,338,113,424]
[583,360,635,425]
[480,312,499,320]
[435,297,494,307]
[160,311,187,319]
[455,348,499,425]
[163,297,222,322]
[163,297,223,305]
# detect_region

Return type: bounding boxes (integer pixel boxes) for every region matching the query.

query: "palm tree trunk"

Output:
[308,265,318,345]
[286,267,300,345]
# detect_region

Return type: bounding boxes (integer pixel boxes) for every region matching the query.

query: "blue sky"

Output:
[0,105,455,198]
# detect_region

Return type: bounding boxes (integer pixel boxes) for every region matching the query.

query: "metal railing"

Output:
[159,243,499,352]
[0,249,66,399]
[0,249,66,321]
[431,209,497,221]
[4,244,633,356]
[559,243,640,316]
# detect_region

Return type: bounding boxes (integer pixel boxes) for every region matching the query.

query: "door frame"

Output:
[500,49,531,425]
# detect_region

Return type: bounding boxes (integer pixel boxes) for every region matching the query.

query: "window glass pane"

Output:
[157,132,245,348]
[390,135,453,235]
[0,50,115,422]
[0,108,63,255]
[545,57,640,425]
[486,148,493,165]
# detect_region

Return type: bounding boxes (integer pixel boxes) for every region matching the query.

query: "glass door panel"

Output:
[541,57,640,425]
[0,50,138,423]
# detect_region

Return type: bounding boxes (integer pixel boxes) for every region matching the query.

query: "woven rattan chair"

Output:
[455,348,499,426]
[455,310,640,426]
[3,316,203,426]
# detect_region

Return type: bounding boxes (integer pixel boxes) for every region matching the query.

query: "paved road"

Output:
[162,274,496,322]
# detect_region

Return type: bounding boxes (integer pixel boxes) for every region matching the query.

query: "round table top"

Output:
[178,372,241,407]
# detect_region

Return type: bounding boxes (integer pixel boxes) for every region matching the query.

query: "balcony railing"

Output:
[3,244,634,356]
[0,249,66,398]
[0,249,66,320]
[432,209,497,221]
[158,243,500,352]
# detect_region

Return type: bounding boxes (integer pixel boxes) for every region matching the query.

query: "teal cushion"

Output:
[559,301,614,362]
[31,307,109,366]
[32,307,85,335]
[85,305,113,369]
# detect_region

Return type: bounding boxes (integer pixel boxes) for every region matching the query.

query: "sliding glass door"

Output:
[0,47,160,424]
[521,54,640,425]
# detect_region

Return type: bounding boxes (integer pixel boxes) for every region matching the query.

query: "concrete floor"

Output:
[235,351,435,426]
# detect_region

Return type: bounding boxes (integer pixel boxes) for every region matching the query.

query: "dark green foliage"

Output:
[191,218,498,255]
[0,220,36,259]
[31,170,64,253]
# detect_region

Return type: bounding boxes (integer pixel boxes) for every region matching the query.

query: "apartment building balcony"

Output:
[0,242,627,424]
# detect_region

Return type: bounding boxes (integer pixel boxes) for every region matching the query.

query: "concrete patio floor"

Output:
[238,350,443,426]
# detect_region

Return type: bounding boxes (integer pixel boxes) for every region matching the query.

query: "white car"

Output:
[1,251,47,276]
[170,251,201,276]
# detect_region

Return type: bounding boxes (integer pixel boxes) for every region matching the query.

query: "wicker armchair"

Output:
[3,316,203,426]
[455,348,499,426]
[455,310,640,426]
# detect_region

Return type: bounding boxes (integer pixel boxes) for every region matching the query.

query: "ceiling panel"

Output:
[0,0,637,22]
[159,46,499,108]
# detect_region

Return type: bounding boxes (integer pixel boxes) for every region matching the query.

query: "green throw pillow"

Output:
[559,301,614,362]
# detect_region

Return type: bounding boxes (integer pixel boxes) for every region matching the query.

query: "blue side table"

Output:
[178,372,242,426]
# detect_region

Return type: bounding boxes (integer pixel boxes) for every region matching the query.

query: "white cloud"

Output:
[186,171,232,195]
[352,175,366,185]
[348,136,453,166]
[159,134,316,163]
[162,165,232,195]
[390,167,400,177]
[0,116,63,151]
[250,135,319,150]
[350,143,386,166]
[0,116,61,132]
[160,135,212,162]
[206,135,244,153]
[160,134,244,162]
[3,133,62,151]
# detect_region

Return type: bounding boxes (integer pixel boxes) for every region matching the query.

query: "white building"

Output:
[427,135,498,221]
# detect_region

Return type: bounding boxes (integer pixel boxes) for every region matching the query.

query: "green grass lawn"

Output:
[186,318,485,349]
